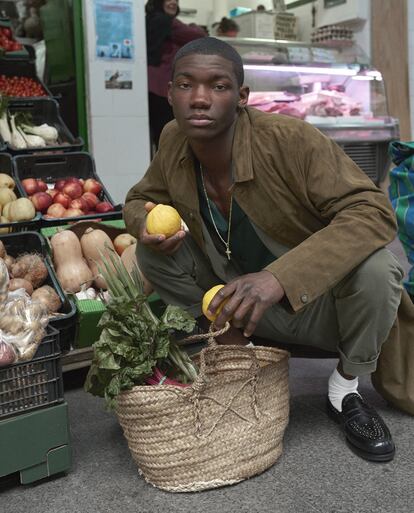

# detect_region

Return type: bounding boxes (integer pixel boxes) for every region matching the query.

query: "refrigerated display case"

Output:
[224,37,399,185]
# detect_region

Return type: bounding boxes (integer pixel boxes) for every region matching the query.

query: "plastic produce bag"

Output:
[0,258,9,305]
[0,294,49,366]
[0,338,17,367]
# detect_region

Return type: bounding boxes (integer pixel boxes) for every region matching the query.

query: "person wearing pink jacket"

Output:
[145,0,205,150]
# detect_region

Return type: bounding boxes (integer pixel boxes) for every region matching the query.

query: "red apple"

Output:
[54,179,67,191]
[113,233,137,256]
[63,208,83,218]
[31,192,53,213]
[47,188,59,199]
[21,178,39,196]
[53,192,72,209]
[46,203,67,218]
[82,192,100,210]
[83,178,102,196]
[65,177,83,186]
[70,197,89,213]
[62,182,83,199]
[95,201,114,214]
[37,179,48,192]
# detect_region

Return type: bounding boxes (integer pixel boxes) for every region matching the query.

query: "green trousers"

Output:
[137,224,404,377]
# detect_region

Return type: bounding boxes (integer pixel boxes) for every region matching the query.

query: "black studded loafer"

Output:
[327,393,395,462]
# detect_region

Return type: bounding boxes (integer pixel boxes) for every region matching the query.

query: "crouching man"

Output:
[124,37,405,462]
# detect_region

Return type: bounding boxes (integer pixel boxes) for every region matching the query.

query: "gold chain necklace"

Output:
[200,164,234,260]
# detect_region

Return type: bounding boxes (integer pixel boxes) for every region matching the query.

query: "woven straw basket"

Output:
[116,335,290,492]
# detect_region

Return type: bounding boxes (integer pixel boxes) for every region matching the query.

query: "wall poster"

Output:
[94,0,134,60]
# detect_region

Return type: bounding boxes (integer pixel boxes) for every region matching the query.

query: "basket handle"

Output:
[187,323,261,436]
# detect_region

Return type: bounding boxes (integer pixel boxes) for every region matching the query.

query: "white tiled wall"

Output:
[83,0,150,204]
[409,0,414,140]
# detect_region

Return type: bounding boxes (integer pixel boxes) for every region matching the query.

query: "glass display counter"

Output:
[224,37,399,184]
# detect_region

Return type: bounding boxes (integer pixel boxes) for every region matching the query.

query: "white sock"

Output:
[328,368,359,412]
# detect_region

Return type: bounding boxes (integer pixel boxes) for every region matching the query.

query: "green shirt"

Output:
[195,169,276,275]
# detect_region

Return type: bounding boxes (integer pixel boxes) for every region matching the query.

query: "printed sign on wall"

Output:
[94,0,134,60]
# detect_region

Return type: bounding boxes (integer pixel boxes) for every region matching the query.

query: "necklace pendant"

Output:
[225,246,232,260]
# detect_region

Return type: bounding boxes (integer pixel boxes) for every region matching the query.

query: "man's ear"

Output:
[167,81,173,106]
[238,85,250,108]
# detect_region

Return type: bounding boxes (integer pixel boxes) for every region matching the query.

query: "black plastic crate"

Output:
[0,59,52,98]
[13,152,123,227]
[3,98,83,155]
[0,325,64,420]
[0,231,77,351]
[0,153,41,233]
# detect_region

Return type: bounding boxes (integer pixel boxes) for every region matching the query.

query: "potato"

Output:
[31,285,62,313]
[8,278,33,296]
[0,240,5,259]
[11,254,48,288]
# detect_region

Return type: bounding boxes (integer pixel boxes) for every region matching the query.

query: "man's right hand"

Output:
[138,202,186,255]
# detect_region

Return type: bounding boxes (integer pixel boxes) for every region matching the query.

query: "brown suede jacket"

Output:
[124,107,396,313]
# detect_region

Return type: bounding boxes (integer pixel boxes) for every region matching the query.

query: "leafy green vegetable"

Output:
[84,248,197,409]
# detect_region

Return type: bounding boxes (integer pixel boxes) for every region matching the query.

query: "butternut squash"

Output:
[51,230,93,293]
[80,228,116,290]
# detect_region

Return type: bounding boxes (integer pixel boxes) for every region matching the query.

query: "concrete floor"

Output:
[2,358,413,513]
[1,239,413,513]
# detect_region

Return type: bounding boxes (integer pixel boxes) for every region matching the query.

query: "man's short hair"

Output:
[172,37,244,87]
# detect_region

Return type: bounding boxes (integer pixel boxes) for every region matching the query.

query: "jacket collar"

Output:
[176,108,254,182]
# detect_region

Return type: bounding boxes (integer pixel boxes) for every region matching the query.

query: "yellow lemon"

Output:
[146,204,182,238]
[202,284,229,322]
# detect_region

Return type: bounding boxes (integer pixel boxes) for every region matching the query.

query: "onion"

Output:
[11,253,48,288]
[31,285,62,313]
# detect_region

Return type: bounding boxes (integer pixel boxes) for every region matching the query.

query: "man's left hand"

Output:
[208,271,285,338]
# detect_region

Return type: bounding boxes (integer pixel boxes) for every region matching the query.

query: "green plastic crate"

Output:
[74,293,165,349]
[40,219,126,240]
[0,402,71,484]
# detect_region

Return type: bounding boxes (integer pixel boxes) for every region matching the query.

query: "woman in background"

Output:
[215,17,240,37]
[145,0,205,151]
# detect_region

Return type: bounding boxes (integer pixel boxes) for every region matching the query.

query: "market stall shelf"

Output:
[13,152,122,227]
[1,98,83,154]
[0,152,41,233]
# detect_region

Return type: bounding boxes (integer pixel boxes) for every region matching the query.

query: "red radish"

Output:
[83,178,102,195]
[21,178,39,196]
[31,192,53,213]
[95,201,114,213]
[70,197,89,213]
[37,179,48,192]
[113,233,137,256]
[82,192,100,209]
[47,203,67,218]
[54,179,67,191]
[53,192,71,209]
[62,182,83,199]
[63,208,83,218]
[47,189,59,199]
